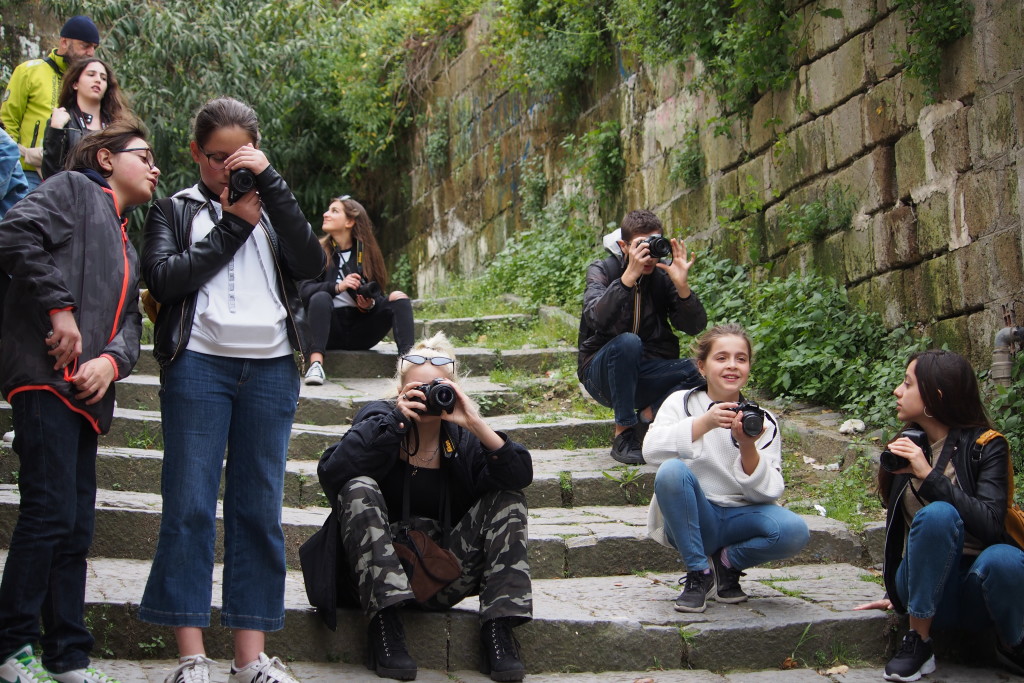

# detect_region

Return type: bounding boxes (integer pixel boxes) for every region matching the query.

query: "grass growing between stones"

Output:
[783,442,884,529]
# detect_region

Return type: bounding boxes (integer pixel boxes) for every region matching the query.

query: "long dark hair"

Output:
[320,196,388,289]
[58,57,128,125]
[877,349,991,503]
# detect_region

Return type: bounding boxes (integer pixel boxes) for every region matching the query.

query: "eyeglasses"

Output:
[199,147,230,170]
[114,147,156,169]
[401,355,455,369]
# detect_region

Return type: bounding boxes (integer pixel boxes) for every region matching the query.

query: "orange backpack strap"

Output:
[977,429,1003,446]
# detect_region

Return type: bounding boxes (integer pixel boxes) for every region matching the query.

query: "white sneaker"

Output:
[0,644,55,683]
[304,361,325,386]
[228,653,299,683]
[164,655,214,683]
[50,667,121,683]
[3,430,14,444]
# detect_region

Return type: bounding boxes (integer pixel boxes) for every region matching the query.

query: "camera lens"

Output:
[740,412,763,437]
[230,168,256,193]
[428,383,456,413]
[879,449,908,473]
[645,236,672,258]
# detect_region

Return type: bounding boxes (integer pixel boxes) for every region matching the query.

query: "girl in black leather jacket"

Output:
[138,97,323,683]
[855,350,1024,681]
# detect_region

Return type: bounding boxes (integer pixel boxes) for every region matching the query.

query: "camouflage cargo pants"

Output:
[337,475,532,623]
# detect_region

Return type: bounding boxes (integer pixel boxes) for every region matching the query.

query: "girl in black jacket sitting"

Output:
[298,195,414,385]
[856,350,1024,681]
[313,332,532,682]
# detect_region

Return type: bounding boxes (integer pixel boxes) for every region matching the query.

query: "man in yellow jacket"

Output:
[0,16,100,191]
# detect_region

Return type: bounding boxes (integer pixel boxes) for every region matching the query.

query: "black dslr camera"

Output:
[355,275,383,301]
[879,428,930,473]
[640,235,672,258]
[720,400,766,437]
[410,378,457,416]
[228,168,257,204]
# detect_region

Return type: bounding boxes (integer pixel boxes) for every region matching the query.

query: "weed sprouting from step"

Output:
[602,466,650,505]
[858,572,883,585]
[125,426,160,450]
[138,634,165,657]
[558,471,573,507]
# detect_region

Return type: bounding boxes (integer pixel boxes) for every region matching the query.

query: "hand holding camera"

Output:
[880,428,931,475]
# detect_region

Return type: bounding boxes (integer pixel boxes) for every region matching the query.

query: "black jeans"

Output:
[0,390,97,672]
[307,291,414,356]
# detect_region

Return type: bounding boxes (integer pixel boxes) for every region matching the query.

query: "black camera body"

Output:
[355,275,383,301]
[722,400,766,437]
[880,428,929,473]
[228,168,257,204]
[410,378,457,416]
[640,235,672,258]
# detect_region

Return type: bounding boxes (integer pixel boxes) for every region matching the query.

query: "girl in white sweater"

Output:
[645,323,808,613]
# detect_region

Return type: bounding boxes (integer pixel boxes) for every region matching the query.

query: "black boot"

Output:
[366,606,417,680]
[479,617,525,682]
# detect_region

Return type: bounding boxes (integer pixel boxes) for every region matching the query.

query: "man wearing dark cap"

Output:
[0,15,100,191]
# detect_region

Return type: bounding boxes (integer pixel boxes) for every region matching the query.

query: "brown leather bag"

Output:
[394,528,461,602]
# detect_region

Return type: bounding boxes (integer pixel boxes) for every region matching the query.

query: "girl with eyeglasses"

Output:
[297,195,414,386]
[138,97,325,683]
[0,121,157,683]
[306,332,533,682]
[41,57,129,179]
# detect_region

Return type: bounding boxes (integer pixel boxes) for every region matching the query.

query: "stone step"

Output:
[28,552,893,673]
[0,404,615,459]
[132,344,577,379]
[0,485,877,577]
[415,313,535,340]
[114,373,525,424]
[64,659,1020,682]
[0,444,656,510]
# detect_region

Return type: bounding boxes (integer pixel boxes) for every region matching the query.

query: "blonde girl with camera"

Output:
[645,323,809,614]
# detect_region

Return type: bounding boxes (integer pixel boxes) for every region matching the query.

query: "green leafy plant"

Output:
[668,129,704,189]
[891,0,971,102]
[561,120,625,200]
[777,185,857,245]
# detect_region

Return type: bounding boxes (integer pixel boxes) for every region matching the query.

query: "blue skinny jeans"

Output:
[654,457,809,571]
[894,501,1024,647]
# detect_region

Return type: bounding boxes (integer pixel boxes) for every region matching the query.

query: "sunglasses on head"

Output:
[402,355,455,369]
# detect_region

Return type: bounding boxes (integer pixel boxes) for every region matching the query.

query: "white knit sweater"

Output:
[645,388,785,546]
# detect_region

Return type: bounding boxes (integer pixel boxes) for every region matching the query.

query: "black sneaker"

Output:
[611,428,645,465]
[709,550,748,603]
[996,637,1024,676]
[884,630,935,682]
[674,569,716,613]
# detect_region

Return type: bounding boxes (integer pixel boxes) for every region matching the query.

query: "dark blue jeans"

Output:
[139,351,299,631]
[894,501,1024,647]
[0,390,97,673]
[583,333,702,427]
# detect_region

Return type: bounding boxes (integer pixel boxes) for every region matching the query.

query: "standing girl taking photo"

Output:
[139,97,324,683]
[645,323,809,614]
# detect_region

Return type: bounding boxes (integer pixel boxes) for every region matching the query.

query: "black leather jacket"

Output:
[577,251,707,382]
[882,426,1011,614]
[142,166,325,369]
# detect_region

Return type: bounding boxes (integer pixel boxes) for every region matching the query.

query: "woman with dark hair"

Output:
[0,120,157,683]
[41,57,129,179]
[298,195,414,385]
[855,349,1024,681]
[139,97,324,683]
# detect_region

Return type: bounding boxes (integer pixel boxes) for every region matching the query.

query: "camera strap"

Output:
[682,385,779,449]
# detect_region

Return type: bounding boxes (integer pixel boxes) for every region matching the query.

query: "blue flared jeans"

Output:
[894,501,1024,647]
[583,333,702,428]
[654,457,809,571]
[0,391,97,673]
[139,351,299,631]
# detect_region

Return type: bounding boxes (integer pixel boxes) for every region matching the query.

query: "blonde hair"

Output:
[392,331,463,393]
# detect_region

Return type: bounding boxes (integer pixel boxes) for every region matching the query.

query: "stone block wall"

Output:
[385,0,1024,368]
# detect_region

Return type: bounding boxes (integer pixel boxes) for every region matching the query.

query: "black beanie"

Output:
[60,16,100,45]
